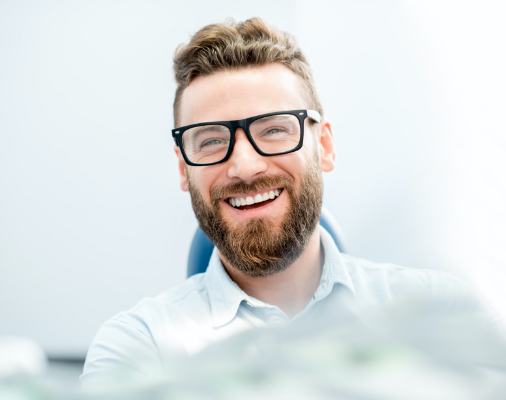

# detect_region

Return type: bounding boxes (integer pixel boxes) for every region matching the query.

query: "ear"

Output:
[317,121,336,172]
[174,145,189,192]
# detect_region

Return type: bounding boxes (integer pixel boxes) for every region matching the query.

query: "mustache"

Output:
[210,175,293,201]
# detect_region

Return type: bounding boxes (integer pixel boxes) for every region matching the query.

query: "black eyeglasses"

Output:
[172,109,321,166]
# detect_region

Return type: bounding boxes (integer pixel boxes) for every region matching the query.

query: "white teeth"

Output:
[228,189,282,208]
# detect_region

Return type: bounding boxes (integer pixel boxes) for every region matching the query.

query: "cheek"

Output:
[303,131,319,154]
[290,140,319,167]
[188,169,221,202]
[302,134,322,165]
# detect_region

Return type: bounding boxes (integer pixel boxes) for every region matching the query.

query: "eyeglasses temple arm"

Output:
[307,109,321,123]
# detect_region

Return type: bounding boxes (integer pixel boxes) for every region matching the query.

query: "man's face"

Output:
[175,63,335,276]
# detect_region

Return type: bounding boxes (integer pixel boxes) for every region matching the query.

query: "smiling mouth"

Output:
[227,188,283,210]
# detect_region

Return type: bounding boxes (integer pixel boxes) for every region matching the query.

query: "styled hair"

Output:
[172,17,323,125]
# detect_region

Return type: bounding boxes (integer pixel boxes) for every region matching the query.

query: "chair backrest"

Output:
[187,207,346,277]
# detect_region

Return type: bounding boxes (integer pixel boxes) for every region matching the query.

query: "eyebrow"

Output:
[175,123,225,135]
[252,114,297,125]
[191,125,227,136]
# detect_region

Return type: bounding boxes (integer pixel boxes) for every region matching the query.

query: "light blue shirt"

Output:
[81,227,465,386]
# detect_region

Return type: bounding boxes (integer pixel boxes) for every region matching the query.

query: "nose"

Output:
[226,129,268,181]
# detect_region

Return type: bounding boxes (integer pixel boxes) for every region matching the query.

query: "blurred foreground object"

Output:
[2,295,506,399]
[0,337,46,378]
[157,295,506,400]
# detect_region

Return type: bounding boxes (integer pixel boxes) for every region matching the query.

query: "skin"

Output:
[175,63,336,317]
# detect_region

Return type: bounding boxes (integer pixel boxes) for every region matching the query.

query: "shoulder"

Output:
[102,272,211,334]
[132,273,211,318]
[81,273,211,387]
[340,253,470,303]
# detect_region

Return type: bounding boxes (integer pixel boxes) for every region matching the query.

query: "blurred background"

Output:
[1,0,505,369]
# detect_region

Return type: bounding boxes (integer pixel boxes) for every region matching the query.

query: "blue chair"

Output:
[187,207,346,277]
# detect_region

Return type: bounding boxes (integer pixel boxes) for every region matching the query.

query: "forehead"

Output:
[178,63,308,126]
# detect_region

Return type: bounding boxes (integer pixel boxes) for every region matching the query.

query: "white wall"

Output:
[1,0,505,356]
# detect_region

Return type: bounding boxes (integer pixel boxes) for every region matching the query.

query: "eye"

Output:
[199,137,227,149]
[261,127,288,136]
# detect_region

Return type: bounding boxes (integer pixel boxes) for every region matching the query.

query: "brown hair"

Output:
[172,18,323,126]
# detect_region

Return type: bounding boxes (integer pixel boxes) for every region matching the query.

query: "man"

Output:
[81,18,465,386]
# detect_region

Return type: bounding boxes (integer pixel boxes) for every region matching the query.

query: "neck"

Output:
[220,228,322,318]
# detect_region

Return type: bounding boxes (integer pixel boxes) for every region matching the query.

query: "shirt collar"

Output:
[205,225,355,328]
[205,250,250,328]
[314,225,356,301]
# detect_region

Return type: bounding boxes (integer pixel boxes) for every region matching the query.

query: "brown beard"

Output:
[188,157,323,277]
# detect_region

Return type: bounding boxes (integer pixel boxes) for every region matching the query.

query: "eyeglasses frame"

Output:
[172,109,321,166]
